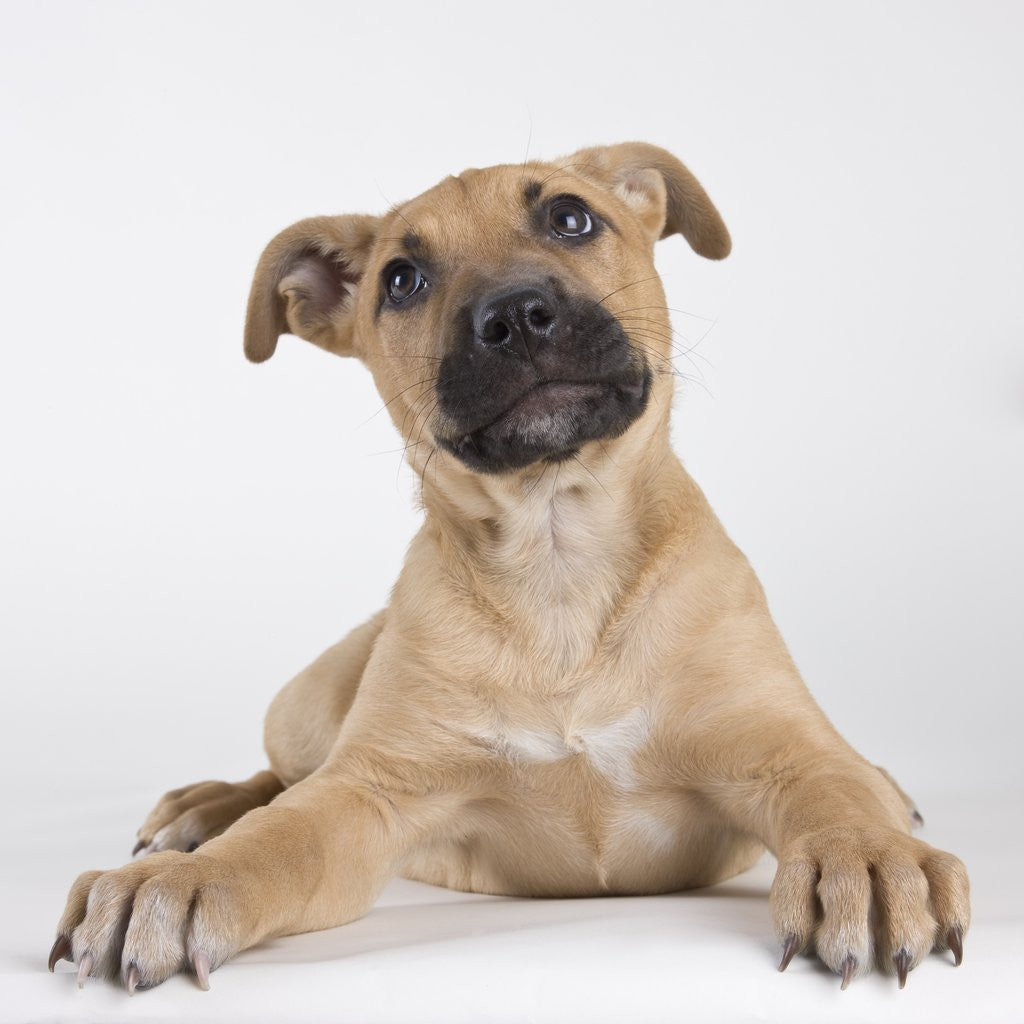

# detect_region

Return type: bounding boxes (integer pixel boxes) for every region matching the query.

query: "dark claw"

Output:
[47,934,72,972]
[186,840,199,853]
[894,948,911,989]
[947,925,964,966]
[778,934,800,972]
[911,809,924,828]
[132,839,147,856]
[840,954,857,990]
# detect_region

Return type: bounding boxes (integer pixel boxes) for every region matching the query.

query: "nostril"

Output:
[474,289,558,351]
[528,307,553,329]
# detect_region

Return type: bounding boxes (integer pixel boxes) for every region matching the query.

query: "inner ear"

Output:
[613,168,670,241]
[244,214,379,363]
[278,249,359,347]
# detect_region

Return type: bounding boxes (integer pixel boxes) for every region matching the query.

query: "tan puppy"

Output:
[49,143,969,993]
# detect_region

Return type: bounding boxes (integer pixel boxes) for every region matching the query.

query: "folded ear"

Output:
[243,214,380,363]
[568,141,731,258]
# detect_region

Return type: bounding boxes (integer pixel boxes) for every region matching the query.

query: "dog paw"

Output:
[132,771,281,856]
[770,826,969,987]
[48,852,243,990]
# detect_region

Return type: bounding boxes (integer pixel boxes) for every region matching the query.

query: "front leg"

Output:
[702,710,970,988]
[50,746,462,991]
[130,770,285,856]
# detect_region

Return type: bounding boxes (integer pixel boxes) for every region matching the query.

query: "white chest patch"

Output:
[473,705,652,789]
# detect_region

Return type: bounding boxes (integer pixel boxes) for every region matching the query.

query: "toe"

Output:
[770,856,818,970]
[55,870,103,939]
[815,858,872,984]
[72,865,149,981]
[921,850,970,964]
[871,855,935,983]
[120,871,195,988]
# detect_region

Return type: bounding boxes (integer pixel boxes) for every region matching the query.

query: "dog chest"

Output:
[467,704,653,789]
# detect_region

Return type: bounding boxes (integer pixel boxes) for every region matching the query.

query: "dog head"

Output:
[244,143,729,476]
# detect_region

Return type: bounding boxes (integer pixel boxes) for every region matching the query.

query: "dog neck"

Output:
[410,414,696,673]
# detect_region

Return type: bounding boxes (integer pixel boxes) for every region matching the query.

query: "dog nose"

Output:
[473,286,559,359]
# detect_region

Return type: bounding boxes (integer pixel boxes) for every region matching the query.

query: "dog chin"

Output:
[438,371,652,475]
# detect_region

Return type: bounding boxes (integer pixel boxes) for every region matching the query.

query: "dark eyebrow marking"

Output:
[522,180,542,203]
[402,230,423,253]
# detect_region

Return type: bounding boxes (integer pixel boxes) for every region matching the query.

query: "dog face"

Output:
[244,143,730,475]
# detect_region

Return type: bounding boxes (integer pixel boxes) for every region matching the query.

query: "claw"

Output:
[894,948,911,989]
[47,935,72,972]
[192,950,211,991]
[840,954,857,990]
[76,952,94,989]
[132,839,147,856]
[911,809,924,828]
[947,925,964,966]
[126,963,140,995]
[778,934,800,972]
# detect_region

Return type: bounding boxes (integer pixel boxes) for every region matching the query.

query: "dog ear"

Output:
[569,142,731,258]
[243,214,380,363]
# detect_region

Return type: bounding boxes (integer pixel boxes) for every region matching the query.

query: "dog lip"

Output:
[503,379,607,420]
[437,362,652,473]
[458,379,609,439]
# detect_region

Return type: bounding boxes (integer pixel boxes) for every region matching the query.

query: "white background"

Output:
[1,2,1022,1022]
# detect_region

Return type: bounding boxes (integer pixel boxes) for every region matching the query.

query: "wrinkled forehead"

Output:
[372,161,601,265]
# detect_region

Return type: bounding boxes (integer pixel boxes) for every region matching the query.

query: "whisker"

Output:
[612,313,718,372]
[515,460,552,510]
[597,276,663,305]
[609,304,721,365]
[374,354,446,362]
[399,385,441,439]
[375,181,417,233]
[615,317,696,355]
[409,396,442,468]
[571,452,613,501]
[359,376,438,428]
[623,327,702,367]
[535,160,606,189]
[421,446,439,487]
[519,115,534,185]
[367,438,432,457]
[618,323,713,379]
[611,304,719,323]
[625,336,715,396]
[597,440,621,470]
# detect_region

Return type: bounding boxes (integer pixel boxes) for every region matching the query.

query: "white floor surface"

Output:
[2,790,1020,1024]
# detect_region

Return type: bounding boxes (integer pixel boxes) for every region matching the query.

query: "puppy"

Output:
[50,142,969,993]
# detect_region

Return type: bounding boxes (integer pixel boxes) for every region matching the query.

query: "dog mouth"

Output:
[433,282,653,474]
[476,380,608,434]
[437,371,651,474]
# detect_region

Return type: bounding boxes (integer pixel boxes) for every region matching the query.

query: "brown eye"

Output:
[550,201,593,238]
[386,262,426,303]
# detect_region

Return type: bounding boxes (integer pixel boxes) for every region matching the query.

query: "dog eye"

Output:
[385,262,426,303]
[549,201,593,238]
